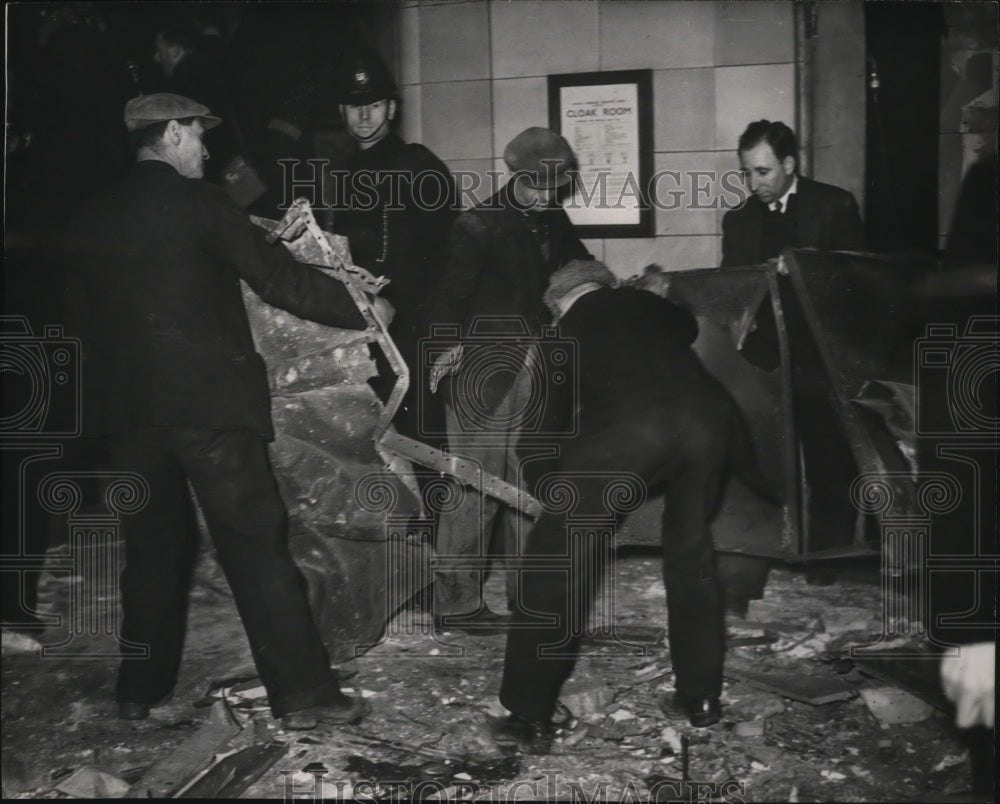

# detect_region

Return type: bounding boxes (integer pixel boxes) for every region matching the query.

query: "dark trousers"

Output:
[110,427,341,717]
[500,398,730,723]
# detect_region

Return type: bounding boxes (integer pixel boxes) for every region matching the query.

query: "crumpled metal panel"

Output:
[786,250,929,399]
[242,221,426,662]
[619,252,932,561]
[785,250,933,557]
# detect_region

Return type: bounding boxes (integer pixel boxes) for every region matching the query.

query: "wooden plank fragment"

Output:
[725,661,857,705]
[126,701,242,798]
[178,742,289,799]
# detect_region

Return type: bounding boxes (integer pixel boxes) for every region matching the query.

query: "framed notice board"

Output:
[548,69,654,239]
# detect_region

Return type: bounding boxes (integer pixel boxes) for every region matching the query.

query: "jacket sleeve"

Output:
[553,208,593,266]
[721,209,753,268]
[830,191,867,252]
[407,144,458,255]
[424,212,488,331]
[659,297,700,345]
[206,187,367,330]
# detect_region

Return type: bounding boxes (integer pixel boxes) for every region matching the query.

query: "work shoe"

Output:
[281,694,371,731]
[118,691,174,721]
[658,692,722,728]
[487,713,554,755]
[433,607,510,636]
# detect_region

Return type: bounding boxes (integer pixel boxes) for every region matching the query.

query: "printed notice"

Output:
[560,83,642,227]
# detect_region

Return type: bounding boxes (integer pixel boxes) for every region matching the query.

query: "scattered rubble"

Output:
[0,557,977,801]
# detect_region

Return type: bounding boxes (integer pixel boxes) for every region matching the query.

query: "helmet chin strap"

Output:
[351,127,389,148]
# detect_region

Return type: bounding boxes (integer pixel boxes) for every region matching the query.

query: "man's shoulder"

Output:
[797,176,857,205]
[400,141,451,173]
[721,195,763,227]
[73,163,231,227]
[459,188,510,220]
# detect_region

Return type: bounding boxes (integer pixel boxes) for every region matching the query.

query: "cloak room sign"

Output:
[548,69,653,239]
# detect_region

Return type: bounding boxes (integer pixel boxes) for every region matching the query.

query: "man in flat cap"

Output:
[425,127,591,635]
[489,262,774,753]
[331,50,456,449]
[64,93,390,730]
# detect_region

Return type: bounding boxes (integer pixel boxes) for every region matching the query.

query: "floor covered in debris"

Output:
[1,546,978,801]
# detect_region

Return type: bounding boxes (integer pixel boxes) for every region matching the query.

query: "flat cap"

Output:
[503,127,576,189]
[337,53,398,105]
[123,93,222,133]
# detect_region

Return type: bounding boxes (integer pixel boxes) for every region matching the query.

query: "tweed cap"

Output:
[544,259,617,314]
[504,127,576,189]
[124,93,221,133]
[337,53,398,105]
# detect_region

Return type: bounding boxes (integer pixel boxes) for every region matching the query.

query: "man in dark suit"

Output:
[425,127,591,634]
[489,262,771,753]
[65,93,391,730]
[720,120,866,600]
[721,120,866,268]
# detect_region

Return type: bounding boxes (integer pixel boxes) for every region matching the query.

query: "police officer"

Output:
[332,51,456,445]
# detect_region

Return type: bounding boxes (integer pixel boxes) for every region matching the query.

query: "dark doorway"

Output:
[864,3,945,255]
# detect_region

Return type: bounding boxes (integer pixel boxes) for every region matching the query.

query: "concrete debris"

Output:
[583,624,665,647]
[559,724,589,747]
[815,606,882,636]
[560,680,614,718]
[53,766,130,798]
[859,688,935,725]
[608,708,635,722]
[631,662,668,682]
[1,630,42,655]
[724,684,786,720]
[931,753,968,773]
[733,720,766,737]
[659,725,683,754]
[746,743,783,766]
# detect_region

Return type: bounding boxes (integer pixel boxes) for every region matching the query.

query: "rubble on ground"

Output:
[1,551,973,801]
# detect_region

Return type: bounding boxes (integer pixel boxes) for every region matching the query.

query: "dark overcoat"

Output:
[65,159,365,440]
[426,182,591,411]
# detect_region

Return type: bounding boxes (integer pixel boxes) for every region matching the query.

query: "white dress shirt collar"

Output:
[770,174,798,213]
